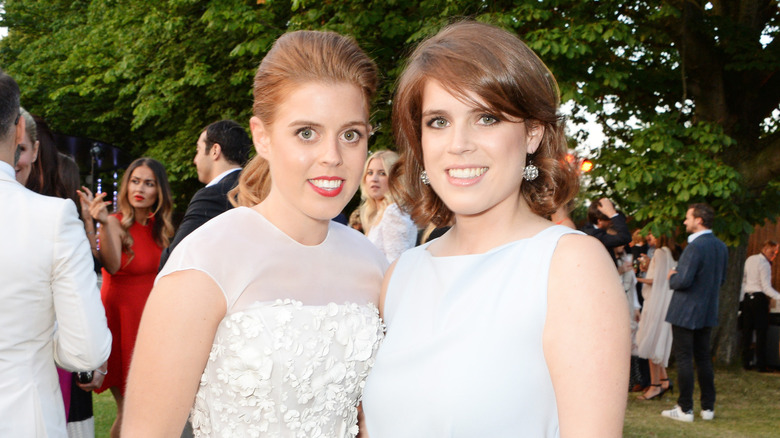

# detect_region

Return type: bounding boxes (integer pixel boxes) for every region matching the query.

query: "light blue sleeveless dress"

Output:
[362,225,580,437]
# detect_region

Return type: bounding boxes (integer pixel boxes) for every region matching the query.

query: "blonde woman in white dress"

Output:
[359,150,417,262]
[121,30,387,437]
[635,233,677,400]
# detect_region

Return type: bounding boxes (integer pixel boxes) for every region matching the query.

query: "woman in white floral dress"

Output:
[121,30,387,437]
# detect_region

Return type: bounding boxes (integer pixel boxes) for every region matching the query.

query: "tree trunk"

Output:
[712,239,748,365]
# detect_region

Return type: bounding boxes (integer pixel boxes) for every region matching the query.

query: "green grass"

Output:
[624,366,780,437]
[93,391,117,437]
[93,367,780,437]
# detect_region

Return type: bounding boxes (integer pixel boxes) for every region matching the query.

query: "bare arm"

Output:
[77,186,100,259]
[121,270,226,437]
[95,215,123,274]
[544,234,630,438]
[78,187,123,274]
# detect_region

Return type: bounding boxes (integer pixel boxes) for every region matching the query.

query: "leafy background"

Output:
[2,0,778,363]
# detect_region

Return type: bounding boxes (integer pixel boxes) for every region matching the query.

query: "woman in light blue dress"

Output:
[362,21,630,438]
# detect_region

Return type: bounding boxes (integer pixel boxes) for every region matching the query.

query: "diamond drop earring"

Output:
[523,163,539,181]
[420,170,430,185]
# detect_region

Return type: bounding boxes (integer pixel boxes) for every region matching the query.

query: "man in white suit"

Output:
[0,70,112,437]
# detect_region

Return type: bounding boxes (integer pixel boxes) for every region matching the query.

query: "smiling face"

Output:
[126,165,159,211]
[364,157,389,201]
[420,80,542,219]
[14,130,38,185]
[251,81,369,225]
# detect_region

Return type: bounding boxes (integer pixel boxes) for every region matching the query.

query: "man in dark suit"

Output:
[580,197,631,264]
[662,203,728,423]
[159,120,251,270]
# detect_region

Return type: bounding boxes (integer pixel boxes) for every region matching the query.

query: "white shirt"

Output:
[688,229,712,243]
[741,253,780,301]
[0,160,14,179]
[205,167,240,188]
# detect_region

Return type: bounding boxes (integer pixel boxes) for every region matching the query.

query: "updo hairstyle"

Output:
[232,30,379,207]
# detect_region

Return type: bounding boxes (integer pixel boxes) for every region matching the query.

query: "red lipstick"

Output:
[308,177,345,197]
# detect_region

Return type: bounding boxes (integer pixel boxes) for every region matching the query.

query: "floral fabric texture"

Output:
[191,300,383,438]
[158,208,389,438]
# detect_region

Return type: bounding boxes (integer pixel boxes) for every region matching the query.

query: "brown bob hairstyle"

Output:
[390,20,579,227]
[232,30,378,207]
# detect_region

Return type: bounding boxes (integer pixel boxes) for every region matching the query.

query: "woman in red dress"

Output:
[79,157,173,437]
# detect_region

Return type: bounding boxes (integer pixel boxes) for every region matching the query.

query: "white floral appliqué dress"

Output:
[159,207,388,437]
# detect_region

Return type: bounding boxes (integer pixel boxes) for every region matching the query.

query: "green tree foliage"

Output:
[2,0,778,362]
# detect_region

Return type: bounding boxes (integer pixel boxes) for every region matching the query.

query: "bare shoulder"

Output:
[553,232,612,265]
[552,233,616,281]
[548,231,623,305]
[544,233,629,437]
[151,269,227,321]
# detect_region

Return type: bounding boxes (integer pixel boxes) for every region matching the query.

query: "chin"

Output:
[131,202,153,210]
[436,196,485,215]
[304,201,346,223]
[309,211,343,222]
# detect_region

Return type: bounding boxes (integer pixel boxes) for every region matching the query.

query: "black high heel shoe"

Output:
[636,384,666,400]
[661,378,674,394]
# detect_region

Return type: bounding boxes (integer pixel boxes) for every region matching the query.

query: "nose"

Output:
[320,137,343,167]
[447,123,476,155]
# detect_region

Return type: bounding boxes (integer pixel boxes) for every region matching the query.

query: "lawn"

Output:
[623,366,780,437]
[93,366,780,437]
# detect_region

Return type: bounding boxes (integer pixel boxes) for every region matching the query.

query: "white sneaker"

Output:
[661,405,694,422]
[701,409,714,420]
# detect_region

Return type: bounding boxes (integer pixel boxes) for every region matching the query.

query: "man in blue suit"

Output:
[661,203,728,423]
[158,120,251,271]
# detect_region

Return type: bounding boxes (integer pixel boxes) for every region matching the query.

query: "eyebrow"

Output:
[288,120,368,130]
[421,109,448,118]
[422,107,492,118]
